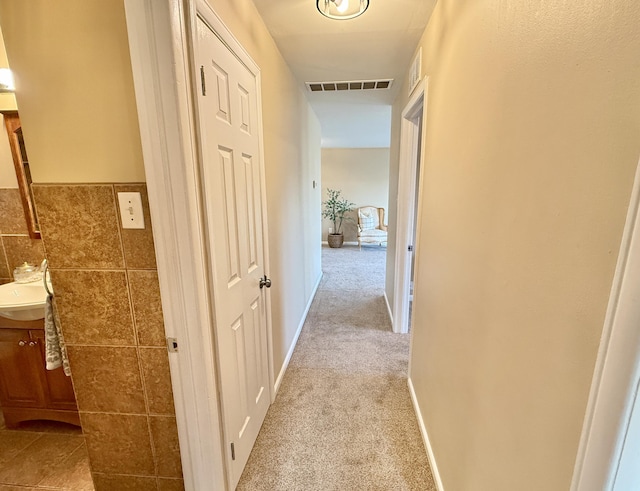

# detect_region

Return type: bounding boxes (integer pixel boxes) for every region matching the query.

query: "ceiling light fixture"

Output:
[335,0,349,13]
[317,0,369,20]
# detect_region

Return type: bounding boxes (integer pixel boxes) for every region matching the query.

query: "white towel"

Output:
[44,294,71,376]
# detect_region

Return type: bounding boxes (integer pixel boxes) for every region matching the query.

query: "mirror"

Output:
[2,111,40,239]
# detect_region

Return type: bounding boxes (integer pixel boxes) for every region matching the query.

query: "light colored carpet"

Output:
[237,244,435,491]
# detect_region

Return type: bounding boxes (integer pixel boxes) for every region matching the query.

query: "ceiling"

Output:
[252,0,436,147]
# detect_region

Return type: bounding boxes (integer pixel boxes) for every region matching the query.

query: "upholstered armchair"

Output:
[357,206,388,249]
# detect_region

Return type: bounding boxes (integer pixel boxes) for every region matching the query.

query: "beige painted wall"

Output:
[0,0,145,183]
[0,115,17,188]
[0,27,18,188]
[387,1,640,490]
[0,27,17,112]
[304,110,323,300]
[322,147,390,242]
[0,93,16,112]
[0,0,322,385]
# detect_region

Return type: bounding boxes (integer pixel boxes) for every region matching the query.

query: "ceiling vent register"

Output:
[306,79,394,92]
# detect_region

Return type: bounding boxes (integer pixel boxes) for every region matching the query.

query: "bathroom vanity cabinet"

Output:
[0,318,79,428]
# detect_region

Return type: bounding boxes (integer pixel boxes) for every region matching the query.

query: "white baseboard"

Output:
[273,271,323,395]
[383,290,393,329]
[408,377,444,491]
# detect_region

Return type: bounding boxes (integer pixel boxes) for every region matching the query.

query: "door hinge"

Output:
[167,337,178,353]
[231,442,235,461]
[200,65,206,96]
[408,245,414,252]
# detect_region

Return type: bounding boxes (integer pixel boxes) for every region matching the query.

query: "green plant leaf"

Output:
[321,188,356,234]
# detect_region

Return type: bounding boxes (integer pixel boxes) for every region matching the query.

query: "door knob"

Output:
[259,275,272,289]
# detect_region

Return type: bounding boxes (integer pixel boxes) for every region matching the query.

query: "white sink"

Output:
[0,281,49,321]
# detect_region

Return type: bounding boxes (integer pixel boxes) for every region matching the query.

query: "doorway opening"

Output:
[392,79,428,335]
[320,147,391,292]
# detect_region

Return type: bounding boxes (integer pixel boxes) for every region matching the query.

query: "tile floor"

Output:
[0,414,94,491]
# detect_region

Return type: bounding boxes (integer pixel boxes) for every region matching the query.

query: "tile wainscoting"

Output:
[32,183,184,491]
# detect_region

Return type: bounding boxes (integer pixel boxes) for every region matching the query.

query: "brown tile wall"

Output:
[32,183,184,491]
[0,188,45,284]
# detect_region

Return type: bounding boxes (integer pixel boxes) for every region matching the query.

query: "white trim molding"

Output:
[408,377,444,491]
[123,1,226,489]
[571,156,640,491]
[383,290,393,328]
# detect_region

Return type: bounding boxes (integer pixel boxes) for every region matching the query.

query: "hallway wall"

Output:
[389,1,640,490]
[384,96,404,310]
[304,110,323,304]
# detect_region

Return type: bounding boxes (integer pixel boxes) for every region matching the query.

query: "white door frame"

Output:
[123,1,274,489]
[392,78,428,334]
[571,156,640,491]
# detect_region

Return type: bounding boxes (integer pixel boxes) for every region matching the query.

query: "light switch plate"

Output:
[117,192,145,229]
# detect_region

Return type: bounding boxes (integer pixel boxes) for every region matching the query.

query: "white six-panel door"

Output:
[195,16,270,489]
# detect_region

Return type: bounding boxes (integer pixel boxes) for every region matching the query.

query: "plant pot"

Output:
[327,233,344,248]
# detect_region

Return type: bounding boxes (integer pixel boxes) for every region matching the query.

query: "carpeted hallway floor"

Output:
[237,245,435,490]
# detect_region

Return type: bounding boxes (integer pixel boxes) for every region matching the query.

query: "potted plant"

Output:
[322,189,355,248]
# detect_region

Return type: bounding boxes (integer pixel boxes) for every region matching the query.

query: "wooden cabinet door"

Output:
[30,330,77,410]
[0,329,45,408]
